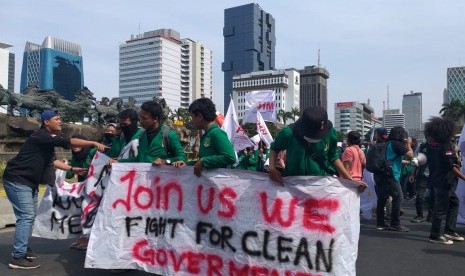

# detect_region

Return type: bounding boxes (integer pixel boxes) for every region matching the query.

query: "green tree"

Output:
[290,107,300,122]
[277,109,292,125]
[440,99,465,129]
[336,131,345,142]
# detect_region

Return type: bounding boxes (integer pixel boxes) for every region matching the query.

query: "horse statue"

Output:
[0,85,20,115]
[123,96,137,110]
[56,87,97,122]
[18,85,62,116]
[95,97,123,124]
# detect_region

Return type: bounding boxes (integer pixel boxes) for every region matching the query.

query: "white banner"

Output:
[222,99,255,151]
[118,139,139,159]
[32,168,83,239]
[257,111,274,147]
[81,151,112,234]
[360,170,377,220]
[85,164,361,275]
[243,90,276,123]
[32,152,112,238]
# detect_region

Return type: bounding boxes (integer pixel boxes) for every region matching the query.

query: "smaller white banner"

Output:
[242,90,276,123]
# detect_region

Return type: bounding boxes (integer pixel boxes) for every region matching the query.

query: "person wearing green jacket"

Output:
[117,100,186,164]
[268,106,366,192]
[177,98,235,176]
[65,134,96,182]
[106,109,143,159]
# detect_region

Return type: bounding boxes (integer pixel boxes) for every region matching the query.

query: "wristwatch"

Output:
[166,159,172,165]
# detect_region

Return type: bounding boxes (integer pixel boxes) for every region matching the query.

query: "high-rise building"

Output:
[119,29,212,110]
[0,42,15,91]
[299,65,329,111]
[402,91,422,139]
[8,53,15,92]
[383,109,405,132]
[223,3,275,113]
[334,101,380,137]
[232,69,299,121]
[180,38,213,108]
[20,36,84,100]
[446,66,465,103]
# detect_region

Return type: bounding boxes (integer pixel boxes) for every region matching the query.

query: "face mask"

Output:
[104,133,116,140]
[303,136,322,144]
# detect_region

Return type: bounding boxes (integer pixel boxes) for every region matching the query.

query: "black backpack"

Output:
[366,142,393,175]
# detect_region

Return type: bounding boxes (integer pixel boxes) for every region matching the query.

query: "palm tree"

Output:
[277,109,292,125]
[440,99,465,129]
[290,107,300,122]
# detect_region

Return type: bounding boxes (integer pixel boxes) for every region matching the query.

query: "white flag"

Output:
[222,99,255,151]
[257,111,274,147]
[242,90,276,123]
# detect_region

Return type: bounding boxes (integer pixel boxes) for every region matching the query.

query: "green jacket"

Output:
[270,126,339,176]
[199,123,236,169]
[66,148,97,181]
[235,151,258,171]
[120,125,186,163]
[107,128,143,158]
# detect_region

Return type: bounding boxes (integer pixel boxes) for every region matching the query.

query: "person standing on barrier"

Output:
[3,110,107,269]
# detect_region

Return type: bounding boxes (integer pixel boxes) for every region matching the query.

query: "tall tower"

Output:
[119,29,213,110]
[20,37,84,100]
[222,3,275,112]
[446,66,465,103]
[299,65,329,111]
[402,91,422,139]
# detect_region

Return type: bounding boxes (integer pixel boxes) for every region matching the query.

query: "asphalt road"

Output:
[1,200,464,276]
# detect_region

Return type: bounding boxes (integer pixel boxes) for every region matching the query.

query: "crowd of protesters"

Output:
[3,98,464,271]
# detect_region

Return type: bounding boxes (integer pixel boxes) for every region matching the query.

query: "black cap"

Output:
[293,106,332,140]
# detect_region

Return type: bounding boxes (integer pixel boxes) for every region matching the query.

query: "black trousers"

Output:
[430,181,459,239]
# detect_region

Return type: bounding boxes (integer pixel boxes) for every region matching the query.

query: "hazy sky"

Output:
[3,0,465,121]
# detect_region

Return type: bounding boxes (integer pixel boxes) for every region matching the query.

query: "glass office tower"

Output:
[20,36,83,100]
[222,3,275,112]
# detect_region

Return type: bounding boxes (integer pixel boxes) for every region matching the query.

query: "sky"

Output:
[2,0,465,122]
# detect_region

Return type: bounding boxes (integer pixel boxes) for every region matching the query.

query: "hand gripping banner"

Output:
[85,163,361,276]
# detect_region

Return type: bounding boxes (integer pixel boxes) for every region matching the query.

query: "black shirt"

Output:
[3,128,70,189]
[427,141,456,189]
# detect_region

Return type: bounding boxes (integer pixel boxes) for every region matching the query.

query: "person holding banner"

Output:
[107,109,143,158]
[116,100,186,165]
[3,109,107,270]
[178,98,236,176]
[268,106,366,191]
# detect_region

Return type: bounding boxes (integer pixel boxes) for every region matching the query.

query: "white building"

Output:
[383,109,405,132]
[119,29,212,111]
[334,101,381,137]
[180,39,213,108]
[0,42,14,91]
[232,69,300,120]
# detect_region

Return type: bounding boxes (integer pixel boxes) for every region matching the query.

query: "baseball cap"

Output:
[41,109,60,121]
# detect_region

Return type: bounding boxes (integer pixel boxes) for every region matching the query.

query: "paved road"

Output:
[1,200,464,276]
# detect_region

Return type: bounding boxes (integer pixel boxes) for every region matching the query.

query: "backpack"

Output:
[366,142,393,175]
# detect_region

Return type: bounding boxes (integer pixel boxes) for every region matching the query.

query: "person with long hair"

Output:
[373,126,413,232]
